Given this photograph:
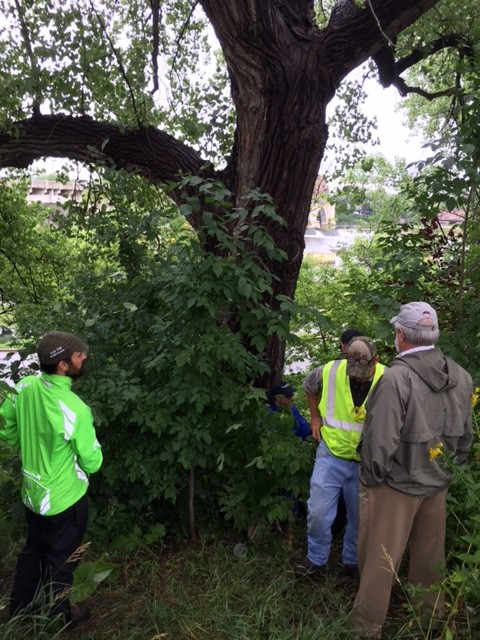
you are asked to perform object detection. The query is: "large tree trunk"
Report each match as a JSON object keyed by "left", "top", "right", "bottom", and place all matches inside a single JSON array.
[
  {"left": 0, "top": 0, "right": 440, "bottom": 384},
  {"left": 200, "top": 0, "right": 439, "bottom": 382}
]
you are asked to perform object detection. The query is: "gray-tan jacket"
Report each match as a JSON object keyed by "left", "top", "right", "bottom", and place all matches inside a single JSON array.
[{"left": 359, "top": 348, "right": 473, "bottom": 497}]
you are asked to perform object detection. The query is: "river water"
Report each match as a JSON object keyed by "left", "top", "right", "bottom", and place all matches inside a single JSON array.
[{"left": 303, "top": 228, "right": 360, "bottom": 257}]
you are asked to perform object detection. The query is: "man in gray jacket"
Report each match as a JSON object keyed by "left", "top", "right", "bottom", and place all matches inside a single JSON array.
[{"left": 349, "top": 302, "right": 473, "bottom": 639}]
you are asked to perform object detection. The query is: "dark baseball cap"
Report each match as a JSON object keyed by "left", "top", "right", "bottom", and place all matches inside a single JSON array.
[
  {"left": 37, "top": 331, "right": 88, "bottom": 365},
  {"left": 269, "top": 381, "right": 295, "bottom": 398},
  {"left": 340, "top": 329, "right": 363, "bottom": 345}
]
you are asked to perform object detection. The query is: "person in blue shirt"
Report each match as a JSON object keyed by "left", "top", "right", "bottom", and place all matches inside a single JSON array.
[
  {"left": 261, "top": 381, "right": 311, "bottom": 525},
  {"left": 266, "top": 381, "right": 311, "bottom": 440}
]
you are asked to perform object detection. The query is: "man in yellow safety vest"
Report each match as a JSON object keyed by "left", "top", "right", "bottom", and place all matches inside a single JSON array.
[{"left": 295, "top": 337, "right": 385, "bottom": 578}]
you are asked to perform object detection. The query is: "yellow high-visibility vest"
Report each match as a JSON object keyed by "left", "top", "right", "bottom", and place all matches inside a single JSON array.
[{"left": 319, "top": 359, "right": 384, "bottom": 460}]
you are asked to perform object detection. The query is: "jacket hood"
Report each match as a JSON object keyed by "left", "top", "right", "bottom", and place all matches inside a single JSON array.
[{"left": 391, "top": 348, "right": 460, "bottom": 393}]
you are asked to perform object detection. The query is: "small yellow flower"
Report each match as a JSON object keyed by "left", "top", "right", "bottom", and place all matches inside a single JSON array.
[
  {"left": 471, "top": 393, "right": 479, "bottom": 408},
  {"left": 428, "top": 442, "right": 444, "bottom": 461},
  {"left": 352, "top": 405, "right": 366, "bottom": 422}
]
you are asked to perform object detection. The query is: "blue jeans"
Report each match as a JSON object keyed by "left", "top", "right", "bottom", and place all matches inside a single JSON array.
[{"left": 307, "top": 441, "right": 360, "bottom": 566}]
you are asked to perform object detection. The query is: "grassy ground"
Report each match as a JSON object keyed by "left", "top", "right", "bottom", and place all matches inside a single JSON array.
[{"left": 0, "top": 525, "right": 477, "bottom": 640}]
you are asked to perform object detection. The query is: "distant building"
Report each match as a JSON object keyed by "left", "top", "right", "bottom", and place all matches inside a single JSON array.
[
  {"left": 307, "top": 176, "right": 336, "bottom": 230},
  {"left": 437, "top": 209, "right": 464, "bottom": 225},
  {"left": 26, "top": 180, "right": 84, "bottom": 209}
]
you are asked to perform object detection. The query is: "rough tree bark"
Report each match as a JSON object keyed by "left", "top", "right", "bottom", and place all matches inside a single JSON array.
[{"left": 0, "top": 0, "right": 441, "bottom": 383}]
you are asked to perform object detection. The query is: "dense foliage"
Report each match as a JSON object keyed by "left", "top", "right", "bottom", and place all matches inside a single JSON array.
[{"left": 0, "top": 173, "right": 315, "bottom": 541}]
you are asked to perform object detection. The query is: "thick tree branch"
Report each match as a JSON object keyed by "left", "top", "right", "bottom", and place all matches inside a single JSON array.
[
  {"left": 395, "top": 35, "right": 474, "bottom": 76},
  {"left": 322, "top": 0, "right": 441, "bottom": 85},
  {"left": 0, "top": 115, "right": 213, "bottom": 184},
  {"left": 397, "top": 81, "right": 456, "bottom": 100},
  {"left": 373, "top": 34, "right": 474, "bottom": 97}
]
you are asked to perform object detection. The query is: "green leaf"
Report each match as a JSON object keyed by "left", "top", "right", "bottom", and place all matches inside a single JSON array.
[{"left": 72, "top": 561, "right": 119, "bottom": 603}]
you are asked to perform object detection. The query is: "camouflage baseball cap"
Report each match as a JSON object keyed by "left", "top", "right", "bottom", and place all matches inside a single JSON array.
[{"left": 345, "top": 337, "right": 376, "bottom": 379}]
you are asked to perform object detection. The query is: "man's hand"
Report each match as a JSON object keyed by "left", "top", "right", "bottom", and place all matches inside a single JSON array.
[
  {"left": 310, "top": 416, "right": 322, "bottom": 442},
  {"left": 306, "top": 392, "right": 322, "bottom": 442}
]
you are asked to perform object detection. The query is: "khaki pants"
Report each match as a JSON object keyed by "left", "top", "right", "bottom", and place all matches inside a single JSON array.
[{"left": 349, "top": 484, "right": 446, "bottom": 638}]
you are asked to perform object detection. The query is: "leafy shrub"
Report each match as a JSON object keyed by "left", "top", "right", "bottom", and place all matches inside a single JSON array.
[{"left": 2, "top": 173, "right": 301, "bottom": 541}]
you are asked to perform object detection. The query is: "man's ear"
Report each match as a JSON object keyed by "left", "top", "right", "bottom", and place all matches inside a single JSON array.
[{"left": 57, "top": 360, "right": 69, "bottom": 373}]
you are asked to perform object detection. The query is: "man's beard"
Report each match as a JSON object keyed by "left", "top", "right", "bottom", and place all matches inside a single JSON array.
[{"left": 67, "top": 361, "right": 86, "bottom": 380}]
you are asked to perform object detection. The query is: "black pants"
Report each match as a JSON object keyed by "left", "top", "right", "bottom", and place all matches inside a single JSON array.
[{"left": 10, "top": 494, "right": 88, "bottom": 622}]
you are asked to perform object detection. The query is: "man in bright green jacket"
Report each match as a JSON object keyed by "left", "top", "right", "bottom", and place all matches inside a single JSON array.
[{"left": 0, "top": 331, "right": 103, "bottom": 627}]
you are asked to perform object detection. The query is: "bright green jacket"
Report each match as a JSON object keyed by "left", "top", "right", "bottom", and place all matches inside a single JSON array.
[
  {"left": 319, "top": 359, "right": 384, "bottom": 461},
  {"left": 0, "top": 373, "right": 102, "bottom": 515}
]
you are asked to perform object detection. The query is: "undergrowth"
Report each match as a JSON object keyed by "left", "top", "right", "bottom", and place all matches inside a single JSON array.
[{"left": 1, "top": 525, "right": 479, "bottom": 640}]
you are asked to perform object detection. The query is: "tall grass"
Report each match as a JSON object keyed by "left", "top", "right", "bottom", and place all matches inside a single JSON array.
[
  {"left": 1, "top": 523, "right": 479, "bottom": 640},
  {"left": 82, "top": 535, "right": 357, "bottom": 640},
  {"left": 1, "top": 530, "right": 356, "bottom": 640}
]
